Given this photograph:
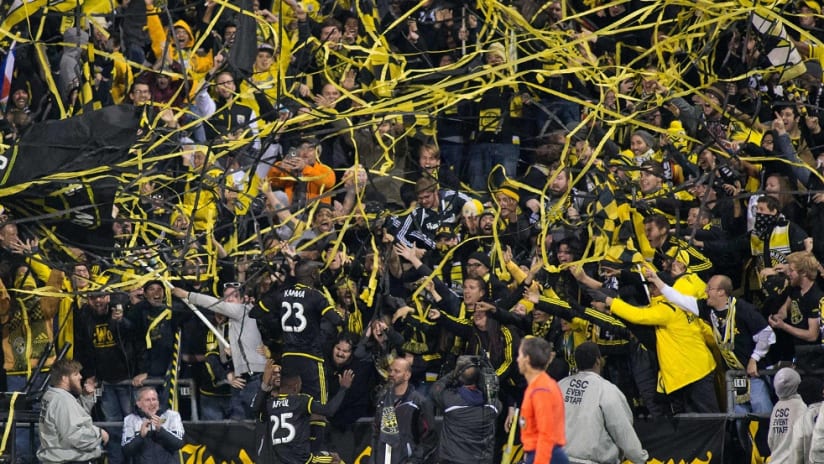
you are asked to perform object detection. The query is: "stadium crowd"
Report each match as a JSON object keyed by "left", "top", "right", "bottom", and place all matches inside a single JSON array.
[{"left": 6, "top": 0, "right": 824, "bottom": 461}]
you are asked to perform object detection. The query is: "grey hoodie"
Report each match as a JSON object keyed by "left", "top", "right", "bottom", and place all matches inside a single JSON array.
[
  {"left": 59, "top": 27, "right": 89, "bottom": 100},
  {"left": 768, "top": 394, "right": 807, "bottom": 463}
]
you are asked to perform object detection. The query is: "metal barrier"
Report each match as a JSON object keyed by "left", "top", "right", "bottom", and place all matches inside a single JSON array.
[
  {"left": 0, "top": 378, "right": 197, "bottom": 464},
  {"left": 7, "top": 367, "right": 822, "bottom": 424},
  {"left": 725, "top": 365, "right": 824, "bottom": 416},
  {"left": 118, "top": 378, "right": 199, "bottom": 422},
  {"left": 725, "top": 369, "right": 752, "bottom": 416}
]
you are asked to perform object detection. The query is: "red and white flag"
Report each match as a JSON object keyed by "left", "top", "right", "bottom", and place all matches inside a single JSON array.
[{"left": 0, "top": 42, "right": 17, "bottom": 110}]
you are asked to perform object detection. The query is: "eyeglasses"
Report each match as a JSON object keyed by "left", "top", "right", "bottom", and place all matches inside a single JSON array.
[{"left": 223, "top": 282, "right": 242, "bottom": 289}]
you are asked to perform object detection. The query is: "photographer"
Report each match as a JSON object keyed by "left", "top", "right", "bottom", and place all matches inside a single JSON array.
[{"left": 430, "top": 355, "right": 501, "bottom": 464}]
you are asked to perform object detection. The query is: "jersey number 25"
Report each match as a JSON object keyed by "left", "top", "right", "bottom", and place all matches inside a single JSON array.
[{"left": 270, "top": 412, "right": 296, "bottom": 445}]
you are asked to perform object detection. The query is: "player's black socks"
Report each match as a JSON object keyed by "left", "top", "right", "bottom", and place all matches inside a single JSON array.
[{"left": 310, "top": 421, "right": 327, "bottom": 452}]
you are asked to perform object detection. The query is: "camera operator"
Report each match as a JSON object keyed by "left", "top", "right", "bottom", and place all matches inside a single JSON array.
[{"left": 430, "top": 355, "right": 501, "bottom": 464}]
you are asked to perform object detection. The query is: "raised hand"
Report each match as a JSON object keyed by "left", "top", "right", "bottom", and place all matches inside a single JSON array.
[{"left": 339, "top": 369, "right": 355, "bottom": 388}]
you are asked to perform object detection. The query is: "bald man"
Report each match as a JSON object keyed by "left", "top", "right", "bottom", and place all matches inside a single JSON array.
[
  {"left": 373, "top": 358, "right": 436, "bottom": 464},
  {"left": 648, "top": 272, "right": 774, "bottom": 415}
]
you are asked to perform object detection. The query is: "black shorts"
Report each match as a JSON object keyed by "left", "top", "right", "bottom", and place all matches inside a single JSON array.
[{"left": 281, "top": 353, "right": 327, "bottom": 403}]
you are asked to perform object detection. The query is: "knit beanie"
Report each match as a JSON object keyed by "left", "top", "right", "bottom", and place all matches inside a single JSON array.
[{"left": 632, "top": 130, "right": 657, "bottom": 151}]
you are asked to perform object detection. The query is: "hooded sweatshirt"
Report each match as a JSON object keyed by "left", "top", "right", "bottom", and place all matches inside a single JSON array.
[
  {"left": 769, "top": 368, "right": 807, "bottom": 463},
  {"left": 146, "top": 17, "right": 213, "bottom": 81},
  {"left": 59, "top": 27, "right": 90, "bottom": 100}
]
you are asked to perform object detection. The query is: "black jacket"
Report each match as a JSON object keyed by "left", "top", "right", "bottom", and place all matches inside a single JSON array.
[
  {"left": 430, "top": 374, "right": 501, "bottom": 464},
  {"left": 371, "top": 384, "right": 436, "bottom": 464},
  {"left": 122, "top": 409, "right": 185, "bottom": 464},
  {"left": 128, "top": 300, "right": 190, "bottom": 377},
  {"left": 327, "top": 353, "right": 379, "bottom": 428},
  {"left": 75, "top": 305, "right": 140, "bottom": 383}
]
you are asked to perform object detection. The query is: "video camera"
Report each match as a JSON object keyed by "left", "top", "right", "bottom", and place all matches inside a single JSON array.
[{"left": 454, "top": 354, "right": 499, "bottom": 404}]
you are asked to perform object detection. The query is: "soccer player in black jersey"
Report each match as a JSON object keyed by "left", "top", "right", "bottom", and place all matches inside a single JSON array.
[
  {"left": 255, "top": 368, "right": 354, "bottom": 464},
  {"left": 253, "top": 260, "right": 344, "bottom": 449}
]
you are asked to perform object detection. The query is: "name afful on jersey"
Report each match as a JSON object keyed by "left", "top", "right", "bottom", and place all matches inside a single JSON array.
[{"left": 272, "top": 398, "right": 290, "bottom": 408}]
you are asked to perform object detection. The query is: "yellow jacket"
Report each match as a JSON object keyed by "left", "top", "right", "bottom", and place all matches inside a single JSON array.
[
  {"left": 610, "top": 295, "right": 716, "bottom": 394},
  {"left": 239, "top": 65, "right": 280, "bottom": 117},
  {"left": 56, "top": 286, "right": 85, "bottom": 361},
  {"left": 673, "top": 272, "right": 707, "bottom": 299},
  {"left": 110, "top": 50, "right": 133, "bottom": 104},
  {"left": 146, "top": 16, "right": 213, "bottom": 83}
]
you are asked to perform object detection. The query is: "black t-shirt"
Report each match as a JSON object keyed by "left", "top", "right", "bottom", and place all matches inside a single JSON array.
[
  {"left": 787, "top": 285, "right": 823, "bottom": 345},
  {"left": 697, "top": 298, "right": 768, "bottom": 367}
]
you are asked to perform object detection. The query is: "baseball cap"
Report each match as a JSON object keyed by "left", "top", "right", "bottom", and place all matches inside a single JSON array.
[
  {"left": 143, "top": 280, "right": 165, "bottom": 291},
  {"left": 435, "top": 225, "right": 456, "bottom": 239}
]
